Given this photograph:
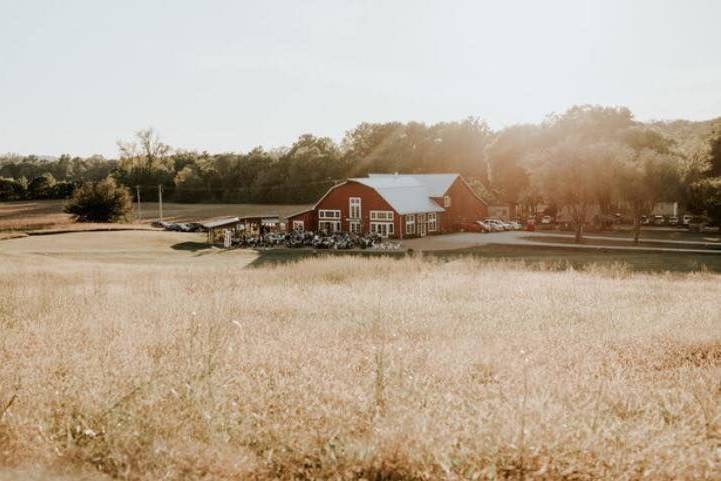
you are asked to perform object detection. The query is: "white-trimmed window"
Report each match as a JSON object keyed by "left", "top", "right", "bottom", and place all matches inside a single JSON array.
[
  {"left": 370, "top": 210, "right": 393, "bottom": 221},
  {"left": 318, "top": 209, "right": 341, "bottom": 219},
  {"left": 349, "top": 221, "right": 361, "bottom": 234},
  {"left": 428, "top": 213, "right": 437, "bottom": 231},
  {"left": 349, "top": 197, "right": 361, "bottom": 219},
  {"left": 292, "top": 220, "right": 304, "bottom": 231},
  {"left": 371, "top": 222, "right": 394, "bottom": 237},
  {"left": 444, "top": 196, "right": 452, "bottom": 208},
  {"left": 405, "top": 215, "right": 415, "bottom": 235},
  {"left": 319, "top": 220, "right": 341, "bottom": 233}
]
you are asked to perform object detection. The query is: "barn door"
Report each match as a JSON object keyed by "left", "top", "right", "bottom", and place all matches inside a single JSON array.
[{"left": 417, "top": 214, "right": 427, "bottom": 237}]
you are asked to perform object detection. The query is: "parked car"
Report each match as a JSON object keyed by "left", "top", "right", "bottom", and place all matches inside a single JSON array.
[
  {"left": 640, "top": 215, "right": 651, "bottom": 225},
  {"left": 476, "top": 220, "right": 493, "bottom": 232},
  {"left": 668, "top": 216, "right": 679, "bottom": 226},
  {"left": 506, "top": 220, "right": 522, "bottom": 230},
  {"left": 541, "top": 215, "right": 553, "bottom": 225},
  {"left": 653, "top": 215, "right": 665, "bottom": 226},
  {"left": 457, "top": 221, "right": 487, "bottom": 232},
  {"left": 483, "top": 218, "right": 507, "bottom": 231},
  {"left": 682, "top": 214, "right": 694, "bottom": 225}
]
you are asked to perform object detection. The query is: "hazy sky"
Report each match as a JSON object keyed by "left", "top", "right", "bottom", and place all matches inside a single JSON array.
[{"left": 2, "top": 0, "right": 720, "bottom": 157}]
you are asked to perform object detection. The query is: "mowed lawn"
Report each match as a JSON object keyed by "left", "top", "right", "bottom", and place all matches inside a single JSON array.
[
  {"left": 1, "top": 232, "right": 721, "bottom": 480},
  {"left": 434, "top": 242, "right": 721, "bottom": 273},
  {"left": 0, "top": 199, "right": 311, "bottom": 232},
  {"left": 0, "top": 231, "right": 263, "bottom": 268}
]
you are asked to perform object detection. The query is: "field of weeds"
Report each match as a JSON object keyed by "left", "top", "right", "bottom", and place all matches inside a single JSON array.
[{"left": 1, "top": 255, "right": 720, "bottom": 480}]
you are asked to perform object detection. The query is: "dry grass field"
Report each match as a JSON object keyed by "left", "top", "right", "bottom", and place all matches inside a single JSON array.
[
  {"left": 0, "top": 200, "right": 310, "bottom": 232},
  {"left": 1, "top": 237, "right": 721, "bottom": 480}
]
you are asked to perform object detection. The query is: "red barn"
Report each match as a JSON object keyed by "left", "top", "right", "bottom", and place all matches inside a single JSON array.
[{"left": 286, "top": 173, "right": 487, "bottom": 239}]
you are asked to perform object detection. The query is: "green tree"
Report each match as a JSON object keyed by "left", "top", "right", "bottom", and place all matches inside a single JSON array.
[
  {"left": 51, "top": 181, "right": 76, "bottom": 199},
  {"left": 708, "top": 122, "right": 721, "bottom": 176},
  {"left": 485, "top": 124, "right": 539, "bottom": 207},
  {"left": 27, "top": 173, "right": 57, "bottom": 199},
  {"left": 544, "top": 105, "right": 635, "bottom": 143},
  {"left": 173, "top": 165, "right": 207, "bottom": 202},
  {"left": 0, "top": 177, "right": 26, "bottom": 201},
  {"left": 341, "top": 119, "right": 491, "bottom": 182},
  {"left": 533, "top": 138, "right": 610, "bottom": 243},
  {"left": 115, "top": 128, "right": 174, "bottom": 199},
  {"left": 64, "top": 177, "right": 132, "bottom": 223},
  {"left": 256, "top": 134, "right": 344, "bottom": 203},
  {"left": 617, "top": 149, "right": 682, "bottom": 243},
  {"left": 690, "top": 177, "right": 721, "bottom": 226}
]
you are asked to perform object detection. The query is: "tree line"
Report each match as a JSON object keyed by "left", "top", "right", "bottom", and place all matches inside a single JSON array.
[{"left": 2, "top": 105, "right": 721, "bottom": 238}]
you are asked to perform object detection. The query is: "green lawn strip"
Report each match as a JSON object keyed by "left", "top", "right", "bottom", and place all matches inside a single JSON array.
[
  {"left": 525, "top": 235, "right": 721, "bottom": 251},
  {"left": 427, "top": 243, "right": 721, "bottom": 273}
]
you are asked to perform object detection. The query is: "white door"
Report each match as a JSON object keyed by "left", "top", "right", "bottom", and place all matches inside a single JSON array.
[
  {"left": 319, "top": 221, "right": 340, "bottom": 233},
  {"left": 371, "top": 222, "right": 392, "bottom": 237},
  {"left": 417, "top": 214, "right": 427, "bottom": 237}
]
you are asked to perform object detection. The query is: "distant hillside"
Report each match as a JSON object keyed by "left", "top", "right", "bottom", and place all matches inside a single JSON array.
[
  {"left": 646, "top": 117, "right": 721, "bottom": 153},
  {"left": 0, "top": 154, "right": 58, "bottom": 162}
]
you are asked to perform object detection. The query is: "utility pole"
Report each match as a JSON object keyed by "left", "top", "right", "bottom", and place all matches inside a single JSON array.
[
  {"left": 136, "top": 185, "right": 142, "bottom": 221},
  {"left": 158, "top": 184, "right": 163, "bottom": 222}
]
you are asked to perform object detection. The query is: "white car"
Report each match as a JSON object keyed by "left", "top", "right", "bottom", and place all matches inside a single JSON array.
[
  {"left": 506, "top": 220, "right": 522, "bottom": 230},
  {"left": 476, "top": 220, "right": 493, "bottom": 232},
  {"left": 483, "top": 218, "right": 507, "bottom": 231},
  {"left": 541, "top": 215, "right": 553, "bottom": 224},
  {"left": 682, "top": 214, "right": 694, "bottom": 225}
]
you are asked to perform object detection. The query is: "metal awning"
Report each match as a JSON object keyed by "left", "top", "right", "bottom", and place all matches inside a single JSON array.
[{"left": 200, "top": 217, "right": 241, "bottom": 229}]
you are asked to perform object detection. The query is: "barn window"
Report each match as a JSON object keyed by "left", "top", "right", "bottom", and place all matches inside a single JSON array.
[
  {"left": 292, "top": 220, "right": 304, "bottom": 231},
  {"left": 370, "top": 210, "right": 393, "bottom": 221},
  {"left": 444, "top": 196, "right": 451, "bottom": 208},
  {"left": 349, "top": 197, "right": 361, "bottom": 219},
  {"left": 349, "top": 221, "right": 361, "bottom": 234},
  {"left": 428, "top": 213, "right": 437, "bottom": 231},
  {"left": 405, "top": 215, "right": 415, "bottom": 235},
  {"left": 318, "top": 209, "right": 340, "bottom": 219}
]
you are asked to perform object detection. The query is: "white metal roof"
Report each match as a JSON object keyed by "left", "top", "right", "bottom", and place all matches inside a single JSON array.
[
  {"left": 350, "top": 176, "right": 445, "bottom": 215},
  {"left": 200, "top": 217, "right": 240, "bottom": 229},
  {"left": 368, "top": 173, "right": 459, "bottom": 197}
]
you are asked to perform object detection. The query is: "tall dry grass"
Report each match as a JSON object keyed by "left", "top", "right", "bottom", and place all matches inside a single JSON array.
[{"left": 1, "top": 256, "right": 720, "bottom": 480}]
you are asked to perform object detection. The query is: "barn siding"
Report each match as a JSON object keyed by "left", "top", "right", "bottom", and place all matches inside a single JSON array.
[
  {"left": 433, "top": 177, "right": 487, "bottom": 232},
  {"left": 286, "top": 210, "right": 316, "bottom": 231},
  {"left": 315, "top": 181, "right": 402, "bottom": 237}
]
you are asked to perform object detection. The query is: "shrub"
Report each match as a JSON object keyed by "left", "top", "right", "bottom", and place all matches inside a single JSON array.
[
  {"left": 51, "top": 180, "right": 76, "bottom": 199},
  {"left": 0, "top": 177, "right": 26, "bottom": 201},
  {"left": 64, "top": 177, "right": 132, "bottom": 223}
]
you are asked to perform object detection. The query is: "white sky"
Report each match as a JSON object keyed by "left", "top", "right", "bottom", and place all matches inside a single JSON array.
[{"left": 1, "top": 0, "right": 720, "bottom": 157}]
